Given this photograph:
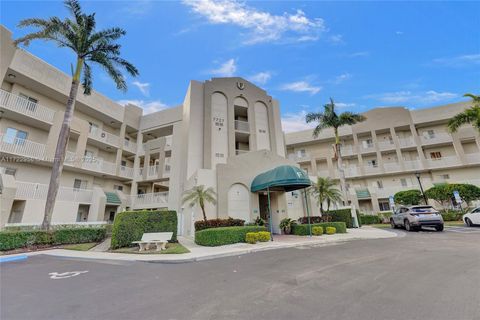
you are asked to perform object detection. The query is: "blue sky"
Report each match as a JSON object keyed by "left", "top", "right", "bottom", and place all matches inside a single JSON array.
[{"left": 1, "top": 0, "right": 479, "bottom": 131}]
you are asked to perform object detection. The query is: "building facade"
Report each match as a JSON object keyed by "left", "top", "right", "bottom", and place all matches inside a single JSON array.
[{"left": 285, "top": 103, "right": 480, "bottom": 213}]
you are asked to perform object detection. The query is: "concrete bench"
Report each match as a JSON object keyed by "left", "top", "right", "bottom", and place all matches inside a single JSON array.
[{"left": 132, "top": 232, "right": 173, "bottom": 251}]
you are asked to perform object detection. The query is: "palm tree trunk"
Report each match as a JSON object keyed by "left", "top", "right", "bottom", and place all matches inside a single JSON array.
[
  {"left": 335, "top": 128, "right": 348, "bottom": 206},
  {"left": 200, "top": 203, "right": 207, "bottom": 222},
  {"left": 42, "top": 58, "right": 83, "bottom": 230}
]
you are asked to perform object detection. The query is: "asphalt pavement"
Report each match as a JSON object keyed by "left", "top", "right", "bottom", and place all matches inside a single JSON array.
[{"left": 1, "top": 227, "right": 479, "bottom": 320}]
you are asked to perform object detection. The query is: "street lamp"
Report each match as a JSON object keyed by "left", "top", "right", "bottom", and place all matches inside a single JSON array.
[{"left": 415, "top": 172, "right": 428, "bottom": 204}]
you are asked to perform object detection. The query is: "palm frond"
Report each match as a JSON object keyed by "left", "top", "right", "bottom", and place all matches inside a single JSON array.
[
  {"left": 338, "top": 112, "right": 366, "bottom": 126},
  {"left": 448, "top": 106, "right": 480, "bottom": 132}
]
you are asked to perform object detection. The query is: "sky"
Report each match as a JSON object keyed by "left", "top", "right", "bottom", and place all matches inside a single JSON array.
[{"left": 1, "top": 0, "right": 479, "bottom": 132}]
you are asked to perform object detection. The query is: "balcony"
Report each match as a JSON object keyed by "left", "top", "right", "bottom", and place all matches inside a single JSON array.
[
  {"left": 0, "top": 134, "right": 46, "bottom": 160},
  {"left": 119, "top": 165, "right": 134, "bottom": 179},
  {"left": 123, "top": 139, "right": 137, "bottom": 153},
  {"left": 163, "top": 164, "right": 171, "bottom": 177},
  {"left": 131, "top": 192, "right": 168, "bottom": 209},
  {"left": 426, "top": 156, "right": 459, "bottom": 169},
  {"left": 289, "top": 152, "right": 310, "bottom": 163},
  {"left": 15, "top": 181, "right": 93, "bottom": 203},
  {"left": 397, "top": 136, "right": 416, "bottom": 148},
  {"left": 403, "top": 159, "right": 422, "bottom": 171},
  {"left": 317, "top": 169, "right": 330, "bottom": 177},
  {"left": 234, "top": 120, "right": 250, "bottom": 132},
  {"left": 465, "top": 153, "right": 480, "bottom": 165},
  {"left": 339, "top": 145, "right": 354, "bottom": 157},
  {"left": 374, "top": 186, "right": 415, "bottom": 199},
  {"left": 361, "top": 143, "right": 376, "bottom": 154},
  {"left": 364, "top": 165, "right": 382, "bottom": 175},
  {"left": 378, "top": 140, "right": 396, "bottom": 151},
  {"left": 420, "top": 132, "right": 452, "bottom": 145},
  {"left": 344, "top": 166, "right": 359, "bottom": 177},
  {"left": 88, "top": 127, "right": 120, "bottom": 147},
  {"left": 0, "top": 89, "right": 55, "bottom": 124},
  {"left": 383, "top": 162, "right": 402, "bottom": 172},
  {"left": 81, "top": 157, "right": 117, "bottom": 175}
]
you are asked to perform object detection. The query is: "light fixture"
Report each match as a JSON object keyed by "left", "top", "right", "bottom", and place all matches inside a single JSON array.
[{"left": 7, "top": 73, "right": 16, "bottom": 79}]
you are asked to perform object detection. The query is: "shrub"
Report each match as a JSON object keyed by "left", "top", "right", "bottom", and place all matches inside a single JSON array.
[
  {"left": 326, "top": 227, "right": 336, "bottom": 235},
  {"left": 378, "top": 211, "right": 393, "bottom": 223},
  {"left": 297, "top": 216, "right": 331, "bottom": 224},
  {"left": 194, "top": 217, "right": 245, "bottom": 231},
  {"left": 441, "top": 210, "right": 463, "bottom": 221},
  {"left": 325, "top": 209, "right": 357, "bottom": 228},
  {"left": 257, "top": 231, "right": 271, "bottom": 242},
  {"left": 245, "top": 232, "right": 259, "bottom": 244},
  {"left": 425, "top": 183, "right": 480, "bottom": 208},
  {"left": 292, "top": 222, "right": 346, "bottom": 235},
  {"left": 0, "top": 228, "right": 106, "bottom": 251},
  {"left": 359, "top": 214, "right": 381, "bottom": 225},
  {"left": 254, "top": 216, "right": 266, "bottom": 226},
  {"left": 111, "top": 210, "right": 177, "bottom": 249},
  {"left": 394, "top": 189, "right": 422, "bottom": 205},
  {"left": 195, "top": 226, "right": 267, "bottom": 246},
  {"left": 312, "top": 226, "right": 323, "bottom": 236}
]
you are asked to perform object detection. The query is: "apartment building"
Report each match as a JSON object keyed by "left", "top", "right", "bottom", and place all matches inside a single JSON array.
[{"left": 285, "top": 103, "right": 480, "bottom": 213}]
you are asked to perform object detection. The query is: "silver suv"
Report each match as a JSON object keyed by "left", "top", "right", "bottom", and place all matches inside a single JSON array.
[{"left": 391, "top": 205, "right": 444, "bottom": 231}]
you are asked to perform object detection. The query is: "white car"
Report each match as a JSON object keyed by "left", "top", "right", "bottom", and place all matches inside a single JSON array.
[{"left": 463, "top": 207, "right": 480, "bottom": 227}]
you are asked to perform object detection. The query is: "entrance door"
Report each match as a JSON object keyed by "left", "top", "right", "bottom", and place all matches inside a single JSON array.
[{"left": 259, "top": 194, "right": 269, "bottom": 221}]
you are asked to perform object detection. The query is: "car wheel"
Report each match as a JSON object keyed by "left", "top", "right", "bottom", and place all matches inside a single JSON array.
[
  {"left": 465, "top": 218, "right": 473, "bottom": 227},
  {"left": 404, "top": 220, "right": 411, "bottom": 231},
  {"left": 390, "top": 219, "right": 398, "bottom": 229},
  {"left": 435, "top": 224, "right": 444, "bottom": 232}
]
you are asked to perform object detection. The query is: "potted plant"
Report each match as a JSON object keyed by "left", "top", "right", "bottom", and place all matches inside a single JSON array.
[{"left": 279, "top": 218, "right": 296, "bottom": 234}]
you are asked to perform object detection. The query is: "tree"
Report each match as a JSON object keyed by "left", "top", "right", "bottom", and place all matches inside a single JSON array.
[
  {"left": 306, "top": 98, "right": 366, "bottom": 203},
  {"left": 182, "top": 185, "right": 217, "bottom": 222},
  {"left": 394, "top": 189, "right": 422, "bottom": 206},
  {"left": 14, "top": 0, "right": 139, "bottom": 230},
  {"left": 310, "top": 177, "right": 342, "bottom": 215},
  {"left": 425, "top": 183, "right": 480, "bottom": 209},
  {"left": 447, "top": 93, "right": 480, "bottom": 133}
]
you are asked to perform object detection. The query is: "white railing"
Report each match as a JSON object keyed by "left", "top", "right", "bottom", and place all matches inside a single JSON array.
[
  {"left": 15, "top": 181, "right": 93, "bottom": 203},
  {"left": 426, "top": 156, "right": 460, "bottom": 168},
  {"left": 0, "top": 134, "right": 46, "bottom": 160},
  {"left": 374, "top": 186, "right": 416, "bottom": 199},
  {"left": 364, "top": 165, "right": 381, "bottom": 175},
  {"left": 123, "top": 139, "right": 137, "bottom": 153},
  {"left": 378, "top": 140, "right": 395, "bottom": 150},
  {"left": 147, "top": 164, "right": 160, "bottom": 179},
  {"left": 65, "top": 151, "right": 77, "bottom": 165},
  {"left": 344, "top": 166, "right": 359, "bottom": 177},
  {"left": 361, "top": 143, "right": 375, "bottom": 153},
  {"left": 317, "top": 169, "right": 330, "bottom": 177},
  {"left": 403, "top": 159, "right": 422, "bottom": 171},
  {"left": 165, "top": 136, "right": 172, "bottom": 150},
  {"left": 0, "top": 89, "right": 55, "bottom": 123},
  {"left": 234, "top": 120, "right": 250, "bottom": 132},
  {"left": 81, "top": 157, "right": 116, "bottom": 175},
  {"left": 397, "top": 136, "right": 415, "bottom": 148},
  {"left": 383, "top": 162, "right": 402, "bottom": 172},
  {"left": 420, "top": 132, "right": 452, "bottom": 144},
  {"left": 163, "top": 164, "right": 171, "bottom": 177},
  {"left": 289, "top": 152, "right": 310, "bottom": 162},
  {"left": 340, "top": 145, "right": 354, "bottom": 156},
  {"left": 89, "top": 127, "right": 120, "bottom": 147},
  {"left": 135, "top": 167, "right": 144, "bottom": 179},
  {"left": 465, "top": 153, "right": 480, "bottom": 164},
  {"left": 132, "top": 192, "right": 169, "bottom": 208},
  {"left": 119, "top": 165, "right": 134, "bottom": 178}
]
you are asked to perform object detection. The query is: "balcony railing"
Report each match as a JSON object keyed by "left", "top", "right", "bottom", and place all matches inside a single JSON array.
[
  {"left": 131, "top": 192, "right": 169, "bottom": 208},
  {"left": 403, "top": 159, "right": 422, "bottom": 171},
  {"left": 234, "top": 120, "right": 250, "bottom": 132},
  {"left": 123, "top": 139, "right": 137, "bottom": 153},
  {"left": 89, "top": 127, "right": 120, "bottom": 147},
  {"left": 383, "top": 162, "right": 402, "bottom": 172},
  {"left": 361, "top": 143, "right": 376, "bottom": 153},
  {"left": 15, "top": 181, "right": 93, "bottom": 203},
  {"left": 0, "top": 89, "right": 55, "bottom": 123},
  {"left": 426, "top": 156, "right": 459, "bottom": 168},
  {"left": 374, "top": 186, "right": 416, "bottom": 199},
  {"left": 317, "top": 169, "right": 330, "bottom": 177},
  {"left": 364, "top": 165, "right": 382, "bottom": 175},
  {"left": 397, "top": 136, "right": 416, "bottom": 148},
  {"left": 119, "top": 165, "right": 134, "bottom": 178},
  {"left": 339, "top": 145, "right": 354, "bottom": 156},
  {"left": 378, "top": 140, "right": 395, "bottom": 151},
  {"left": 81, "top": 157, "right": 116, "bottom": 175},
  {"left": 0, "top": 134, "right": 46, "bottom": 160},
  {"left": 465, "top": 153, "right": 480, "bottom": 164},
  {"left": 420, "top": 132, "right": 452, "bottom": 145},
  {"left": 344, "top": 166, "right": 359, "bottom": 177},
  {"left": 289, "top": 152, "right": 310, "bottom": 162}
]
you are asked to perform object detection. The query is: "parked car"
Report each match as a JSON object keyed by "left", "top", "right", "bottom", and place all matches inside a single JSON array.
[
  {"left": 463, "top": 207, "right": 480, "bottom": 227},
  {"left": 391, "top": 205, "right": 444, "bottom": 231}
]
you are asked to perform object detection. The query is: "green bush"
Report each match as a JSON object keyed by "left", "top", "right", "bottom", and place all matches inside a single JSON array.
[
  {"left": 425, "top": 183, "right": 480, "bottom": 207},
  {"left": 312, "top": 226, "right": 323, "bottom": 236},
  {"left": 326, "top": 227, "right": 336, "bottom": 235},
  {"left": 441, "top": 210, "right": 463, "bottom": 221},
  {"left": 325, "top": 209, "right": 357, "bottom": 228},
  {"left": 292, "top": 222, "right": 346, "bottom": 235},
  {"left": 194, "top": 217, "right": 245, "bottom": 231},
  {"left": 257, "top": 231, "right": 271, "bottom": 242},
  {"left": 359, "top": 214, "right": 381, "bottom": 225},
  {"left": 394, "top": 189, "right": 422, "bottom": 205},
  {"left": 378, "top": 211, "right": 393, "bottom": 223},
  {"left": 0, "top": 228, "right": 106, "bottom": 251},
  {"left": 245, "top": 232, "right": 259, "bottom": 244},
  {"left": 111, "top": 210, "right": 177, "bottom": 249},
  {"left": 195, "top": 226, "right": 267, "bottom": 246}
]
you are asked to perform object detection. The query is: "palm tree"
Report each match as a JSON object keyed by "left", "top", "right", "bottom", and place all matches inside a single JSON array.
[
  {"left": 310, "top": 177, "right": 342, "bottom": 215},
  {"left": 447, "top": 93, "right": 480, "bottom": 133},
  {"left": 14, "top": 0, "right": 139, "bottom": 230},
  {"left": 306, "top": 98, "right": 366, "bottom": 203},
  {"left": 182, "top": 185, "right": 217, "bottom": 222}
]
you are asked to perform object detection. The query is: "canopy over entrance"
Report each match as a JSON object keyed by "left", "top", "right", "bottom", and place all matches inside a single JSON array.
[{"left": 250, "top": 165, "right": 311, "bottom": 192}]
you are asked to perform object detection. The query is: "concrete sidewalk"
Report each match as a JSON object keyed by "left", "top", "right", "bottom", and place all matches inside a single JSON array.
[{"left": 5, "top": 227, "right": 397, "bottom": 263}]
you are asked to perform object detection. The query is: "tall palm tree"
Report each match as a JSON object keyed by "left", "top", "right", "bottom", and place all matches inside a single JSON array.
[
  {"left": 447, "top": 93, "right": 480, "bottom": 133},
  {"left": 182, "top": 185, "right": 217, "bottom": 222},
  {"left": 306, "top": 98, "right": 366, "bottom": 203},
  {"left": 14, "top": 0, "right": 139, "bottom": 230},
  {"left": 310, "top": 177, "right": 342, "bottom": 215}
]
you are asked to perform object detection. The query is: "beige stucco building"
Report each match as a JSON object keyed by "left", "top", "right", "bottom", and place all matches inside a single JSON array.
[{"left": 1, "top": 24, "right": 479, "bottom": 234}]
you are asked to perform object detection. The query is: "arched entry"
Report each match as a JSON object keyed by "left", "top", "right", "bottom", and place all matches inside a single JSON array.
[{"left": 228, "top": 183, "right": 250, "bottom": 222}]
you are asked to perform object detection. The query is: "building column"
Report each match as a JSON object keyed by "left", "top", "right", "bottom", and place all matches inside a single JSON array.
[
  {"left": 410, "top": 124, "right": 427, "bottom": 169},
  {"left": 390, "top": 127, "right": 405, "bottom": 171},
  {"left": 371, "top": 130, "right": 385, "bottom": 173},
  {"left": 131, "top": 132, "right": 143, "bottom": 196},
  {"left": 451, "top": 132, "right": 467, "bottom": 164}
]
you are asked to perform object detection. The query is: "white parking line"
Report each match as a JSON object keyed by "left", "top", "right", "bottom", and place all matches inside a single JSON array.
[{"left": 445, "top": 227, "right": 480, "bottom": 234}]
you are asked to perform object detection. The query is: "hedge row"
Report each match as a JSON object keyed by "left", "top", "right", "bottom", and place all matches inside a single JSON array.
[
  {"left": 111, "top": 210, "right": 177, "bottom": 249},
  {"left": 195, "top": 226, "right": 267, "bottom": 246},
  {"left": 324, "top": 209, "right": 358, "bottom": 228},
  {"left": 194, "top": 218, "right": 245, "bottom": 231},
  {"left": 441, "top": 211, "right": 463, "bottom": 221},
  {"left": 0, "top": 228, "right": 106, "bottom": 251},
  {"left": 291, "top": 222, "right": 347, "bottom": 235},
  {"left": 359, "top": 214, "right": 381, "bottom": 225},
  {"left": 297, "top": 216, "right": 331, "bottom": 224}
]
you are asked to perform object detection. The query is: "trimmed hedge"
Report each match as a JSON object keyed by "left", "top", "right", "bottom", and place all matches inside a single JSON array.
[
  {"left": 359, "top": 214, "right": 381, "bottom": 225},
  {"left": 0, "top": 228, "right": 106, "bottom": 251},
  {"left": 195, "top": 226, "right": 267, "bottom": 246},
  {"left": 194, "top": 217, "right": 245, "bottom": 231},
  {"left": 312, "top": 226, "right": 323, "bottom": 236},
  {"left": 441, "top": 210, "right": 463, "bottom": 221},
  {"left": 246, "top": 232, "right": 259, "bottom": 244},
  {"left": 111, "top": 210, "right": 177, "bottom": 249},
  {"left": 325, "top": 209, "right": 357, "bottom": 228},
  {"left": 257, "top": 231, "right": 271, "bottom": 242},
  {"left": 292, "top": 222, "right": 347, "bottom": 235},
  {"left": 297, "top": 216, "right": 331, "bottom": 224},
  {"left": 326, "top": 227, "right": 336, "bottom": 235}
]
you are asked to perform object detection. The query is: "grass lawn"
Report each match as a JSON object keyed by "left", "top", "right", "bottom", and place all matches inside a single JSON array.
[
  {"left": 368, "top": 223, "right": 391, "bottom": 229},
  {"left": 445, "top": 221, "right": 466, "bottom": 226},
  {"left": 112, "top": 242, "right": 190, "bottom": 254},
  {"left": 62, "top": 242, "right": 98, "bottom": 251}
]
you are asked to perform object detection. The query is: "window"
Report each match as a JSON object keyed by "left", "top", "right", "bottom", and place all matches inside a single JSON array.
[
  {"left": 88, "top": 122, "right": 99, "bottom": 133},
  {"left": 113, "top": 185, "right": 124, "bottom": 191},
  {"left": 84, "top": 150, "right": 95, "bottom": 160},
  {"left": 297, "top": 149, "right": 306, "bottom": 157},
  {"left": 379, "top": 201, "right": 390, "bottom": 211},
  {"left": 19, "top": 93, "right": 38, "bottom": 112},
  {"left": 121, "top": 160, "right": 127, "bottom": 167},
  {"left": 400, "top": 178, "right": 408, "bottom": 187},
  {"left": 430, "top": 151, "right": 442, "bottom": 160},
  {"left": 1, "top": 167, "right": 17, "bottom": 176},
  {"left": 426, "top": 130, "right": 435, "bottom": 139},
  {"left": 440, "top": 174, "right": 450, "bottom": 180},
  {"left": 363, "top": 139, "right": 373, "bottom": 148},
  {"left": 367, "top": 159, "right": 378, "bottom": 167},
  {"left": 3, "top": 128, "right": 28, "bottom": 145},
  {"left": 124, "top": 137, "right": 130, "bottom": 146},
  {"left": 376, "top": 181, "right": 383, "bottom": 189},
  {"left": 73, "top": 179, "right": 88, "bottom": 190}
]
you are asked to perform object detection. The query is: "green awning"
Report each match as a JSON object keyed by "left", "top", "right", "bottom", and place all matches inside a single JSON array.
[
  {"left": 250, "top": 165, "right": 311, "bottom": 192},
  {"left": 105, "top": 192, "right": 121, "bottom": 204}
]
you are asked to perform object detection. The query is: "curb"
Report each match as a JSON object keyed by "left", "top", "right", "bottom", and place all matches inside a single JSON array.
[{"left": 0, "top": 254, "right": 28, "bottom": 263}]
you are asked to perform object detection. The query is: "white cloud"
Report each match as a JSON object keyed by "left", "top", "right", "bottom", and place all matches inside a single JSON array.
[
  {"left": 347, "top": 51, "right": 370, "bottom": 58},
  {"left": 329, "top": 34, "right": 344, "bottom": 44},
  {"left": 331, "top": 72, "right": 352, "bottom": 84},
  {"left": 395, "top": 31, "right": 404, "bottom": 35},
  {"left": 432, "top": 54, "right": 480, "bottom": 67},
  {"left": 280, "top": 81, "right": 321, "bottom": 95},
  {"left": 365, "top": 90, "right": 458, "bottom": 105},
  {"left": 132, "top": 81, "right": 150, "bottom": 96},
  {"left": 248, "top": 71, "right": 272, "bottom": 85},
  {"left": 281, "top": 110, "right": 317, "bottom": 133},
  {"left": 335, "top": 102, "right": 356, "bottom": 109},
  {"left": 211, "top": 58, "right": 237, "bottom": 76},
  {"left": 117, "top": 99, "right": 168, "bottom": 114},
  {"left": 183, "top": 0, "right": 326, "bottom": 44}
]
